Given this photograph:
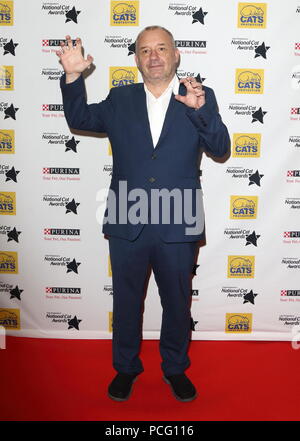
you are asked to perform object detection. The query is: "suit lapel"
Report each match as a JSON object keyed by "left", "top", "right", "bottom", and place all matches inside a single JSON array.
[
  {"left": 154, "top": 82, "right": 186, "bottom": 151},
  {"left": 133, "top": 81, "right": 187, "bottom": 152},
  {"left": 133, "top": 83, "right": 154, "bottom": 150}
]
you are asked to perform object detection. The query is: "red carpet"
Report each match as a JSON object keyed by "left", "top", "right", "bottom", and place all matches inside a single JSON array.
[{"left": 0, "top": 337, "right": 299, "bottom": 421}]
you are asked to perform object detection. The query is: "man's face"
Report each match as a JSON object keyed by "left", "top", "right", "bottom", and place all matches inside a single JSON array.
[{"left": 135, "top": 29, "right": 179, "bottom": 84}]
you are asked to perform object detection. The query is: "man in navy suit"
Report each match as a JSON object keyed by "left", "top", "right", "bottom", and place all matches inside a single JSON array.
[{"left": 58, "top": 26, "right": 230, "bottom": 402}]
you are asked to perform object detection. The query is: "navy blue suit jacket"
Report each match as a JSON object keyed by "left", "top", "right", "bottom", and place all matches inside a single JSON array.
[{"left": 60, "top": 74, "right": 230, "bottom": 242}]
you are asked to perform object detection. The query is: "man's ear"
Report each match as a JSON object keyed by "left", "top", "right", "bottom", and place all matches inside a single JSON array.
[{"left": 175, "top": 48, "right": 180, "bottom": 69}]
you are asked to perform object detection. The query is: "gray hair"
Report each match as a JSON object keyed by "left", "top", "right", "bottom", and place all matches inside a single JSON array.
[{"left": 135, "top": 26, "right": 176, "bottom": 51}]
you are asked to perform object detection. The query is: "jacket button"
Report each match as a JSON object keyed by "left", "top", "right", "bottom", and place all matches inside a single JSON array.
[
  {"left": 151, "top": 154, "right": 157, "bottom": 159},
  {"left": 149, "top": 177, "right": 156, "bottom": 183}
]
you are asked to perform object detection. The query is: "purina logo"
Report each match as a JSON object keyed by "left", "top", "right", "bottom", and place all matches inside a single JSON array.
[
  {"left": 42, "top": 104, "right": 64, "bottom": 112},
  {"left": 237, "top": 3, "right": 267, "bottom": 28},
  {"left": 281, "top": 290, "right": 300, "bottom": 298},
  {"left": 232, "top": 133, "right": 261, "bottom": 157},
  {"left": 0, "top": 129, "right": 14, "bottom": 153},
  {"left": 231, "top": 38, "right": 269, "bottom": 59},
  {"left": 0, "top": 1, "right": 13, "bottom": 26},
  {"left": 0, "top": 191, "right": 15, "bottom": 215},
  {"left": 42, "top": 167, "right": 80, "bottom": 182},
  {"left": 227, "top": 255, "right": 255, "bottom": 279},
  {"left": 295, "top": 43, "right": 300, "bottom": 56},
  {"left": 44, "top": 228, "right": 81, "bottom": 242},
  {"left": 291, "top": 108, "right": 300, "bottom": 121},
  {"left": 42, "top": 38, "right": 76, "bottom": 53},
  {"left": 45, "top": 287, "right": 82, "bottom": 300},
  {"left": 176, "top": 40, "right": 207, "bottom": 55},
  {"left": 283, "top": 231, "right": 300, "bottom": 244},
  {"left": 235, "top": 69, "right": 264, "bottom": 94},
  {"left": 230, "top": 196, "right": 258, "bottom": 219},
  {"left": 110, "top": 1, "right": 139, "bottom": 26},
  {"left": 0, "top": 65, "right": 13, "bottom": 90},
  {"left": 286, "top": 170, "right": 300, "bottom": 183},
  {"left": 109, "top": 66, "right": 138, "bottom": 88}
]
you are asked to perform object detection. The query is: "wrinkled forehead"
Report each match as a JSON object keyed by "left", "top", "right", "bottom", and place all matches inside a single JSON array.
[{"left": 136, "top": 29, "right": 174, "bottom": 51}]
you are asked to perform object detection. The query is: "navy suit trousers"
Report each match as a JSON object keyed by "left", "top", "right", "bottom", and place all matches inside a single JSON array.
[{"left": 108, "top": 223, "right": 199, "bottom": 377}]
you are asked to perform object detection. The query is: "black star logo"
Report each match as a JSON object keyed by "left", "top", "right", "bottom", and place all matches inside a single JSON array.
[
  {"left": 3, "top": 38, "right": 18, "bottom": 56},
  {"left": 249, "top": 170, "right": 263, "bottom": 186},
  {"left": 254, "top": 42, "right": 270, "bottom": 59},
  {"left": 4, "top": 103, "right": 19, "bottom": 120},
  {"left": 65, "top": 6, "right": 81, "bottom": 23},
  {"left": 128, "top": 42, "right": 136, "bottom": 55},
  {"left": 191, "top": 318, "right": 199, "bottom": 331},
  {"left": 5, "top": 166, "right": 20, "bottom": 183},
  {"left": 66, "top": 258, "right": 81, "bottom": 274},
  {"left": 192, "top": 263, "right": 200, "bottom": 275},
  {"left": 243, "top": 289, "right": 258, "bottom": 305},
  {"left": 245, "top": 231, "right": 260, "bottom": 247},
  {"left": 7, "top": 227, "right": 21, "bottom": 243},
  {"left": 65, "top": 198, "right": 80, "bottom": 214},
  {"left": 10, "top": 285, "right": 23, "bottom": 300},
  {"left": 68, "top": 315, "right": 82, "bottom": 330},
  {"left": 195, "top": 73, "right": 206, "bottom": 83},
  {"left": 251, "top": 107, "right": 267, "bottom": 124},
  {"left": 65, "top": 136, "right": 80, "bottom": 153},
  {"left": 192, "top": 7, "right": 208, "bottom": 25}
]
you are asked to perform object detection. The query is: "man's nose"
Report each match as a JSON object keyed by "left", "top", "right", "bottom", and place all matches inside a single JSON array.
[{"left": 149, "top": 49, "right": 160, "bottom": 60}]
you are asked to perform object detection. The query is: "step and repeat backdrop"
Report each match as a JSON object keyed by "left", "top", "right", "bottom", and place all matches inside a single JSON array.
[{"left": 0, "top": 0, "right": 300, "bottom": 340}]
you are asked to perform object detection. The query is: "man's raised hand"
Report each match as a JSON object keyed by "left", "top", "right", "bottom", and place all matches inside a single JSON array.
[{"left": 56, "top": 35, "right": 94, "bottom": 83}]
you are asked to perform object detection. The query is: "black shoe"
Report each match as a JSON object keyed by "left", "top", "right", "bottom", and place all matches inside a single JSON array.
[
  {"left": 163, "top": 374, "right": 197, "bottom": 402},
  {"left": 108, "top": 373, "right": 138, "bottom": 401}
]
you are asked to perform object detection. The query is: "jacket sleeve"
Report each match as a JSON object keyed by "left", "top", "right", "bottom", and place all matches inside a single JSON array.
[
  {"left": 60, "top": 73, "right": 114, "bottom": 133},
  {"left": 186, "top": 87, "right": 230, "bottom": 157}
]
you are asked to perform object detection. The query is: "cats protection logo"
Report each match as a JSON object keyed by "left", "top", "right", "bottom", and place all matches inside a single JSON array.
[
  {"left": 0, "top": 129, "right": 14, "bottom": 153},
  {"left": 235, "top": 69, "right": 264, "bottom": 94},
  {"left": 0, "top": 309, "right": 20, "bottom": 330},
  {"left": 109, "top": 66, "right": 138, "bottom": 88},
  {"left": 110, "top": 1, "right": 139, "bottom": 26},
  {"left": 0, "top": 192, "right": 16, "bottom": 215},
  {"left": 230, "top": 195, "right": 258, "bottom": 219},
  {"left": 109, "top": 311, "right": 113, "bottom": 332},
  {"left": 0, "top": 1, "right": 13, "bottom": 25},
  {"left": 232, "top": 133, "right": 261, "bottom": 158},
  {"left": 237, "top": 3, "right": 267, "bottom": 28},
  {"left": 0, "top": 251, "right": 18, "bottom": 274},
  {"left": 225, "top": 313, "right": 252, "bottom": 333},
  {"left": 0, "top": 66, "right": 14, "bottom": 90},
  {"left": 228, "top": 255, "right": 255, "bottom": 278}
]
